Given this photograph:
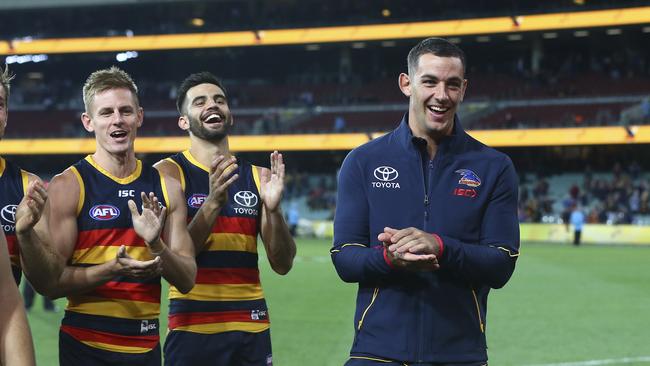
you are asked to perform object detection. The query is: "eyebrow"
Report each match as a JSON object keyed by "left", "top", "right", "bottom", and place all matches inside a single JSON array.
[
  {"left": 190, "top": 93, "right": 226, "bottom": 104},
  {"left": 421, "top": 74, "right": 464, "bottom": 83}
]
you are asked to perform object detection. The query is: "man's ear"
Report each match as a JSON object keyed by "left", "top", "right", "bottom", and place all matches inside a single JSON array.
[
  {"left": 81, "top": 112, "right": 94, "bottom": 132},
  {"left": 136, "top": 107, "right": 144, "bottom": 128},
  {"left": 398, "top": 73, "right": 412, "bottom": 97},
  {"left": 178, "top": 115, "right": 190, "bottom": 131},
  {"left": 460, "top": 79, "right": 468, "bottom": 102}
]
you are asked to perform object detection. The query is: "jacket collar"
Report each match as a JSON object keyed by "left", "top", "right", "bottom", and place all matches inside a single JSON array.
[{"left": 394, "top": 112, "right": 466, "bottom": 156}]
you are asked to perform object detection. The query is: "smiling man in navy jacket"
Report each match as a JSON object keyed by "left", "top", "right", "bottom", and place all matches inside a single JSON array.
[{"left": 331, "top": 37, "right": 520, "bottom": 366}]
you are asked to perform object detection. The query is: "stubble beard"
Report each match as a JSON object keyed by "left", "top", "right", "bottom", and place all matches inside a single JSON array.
[{"left": 189, "top": 114, "right": 232, "bottom": 142}]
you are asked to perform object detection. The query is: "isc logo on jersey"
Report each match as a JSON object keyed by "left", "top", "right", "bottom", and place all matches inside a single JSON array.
[
  {"left": 89, "top": 205, "right": 121, "bottom": 221},
  {"left": 188, "top": 194, "right": 208, "bottom": 208}
]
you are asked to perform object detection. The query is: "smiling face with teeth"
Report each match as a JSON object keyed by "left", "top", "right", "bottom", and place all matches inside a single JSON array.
[
  {"left": 81, "top": 87, "right": 143, "bottom": 157},
  {"left": 179, "top": 82, "right": 233, "bottom": 142},
  {"left": 399, "top": 53, "right": 467, "bottom": 143}
]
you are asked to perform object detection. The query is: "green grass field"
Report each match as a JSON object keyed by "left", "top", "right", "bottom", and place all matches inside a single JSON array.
[{"left": 24, "top": 239, "right": 650, "bottom": 366}]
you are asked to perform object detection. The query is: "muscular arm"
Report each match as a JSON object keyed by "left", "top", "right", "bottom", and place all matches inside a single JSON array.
[
  {"left": 257, "top": 153, "right": 296, "bottom": 275},
  {"left": 156, "top": 177, "right": 197, "bottom": 294},
  {"left": 16, "top": 174, "right": 65, "bottom": 294},
  {"left": 260, "top": 204, "right": 295, "bottom": 275},
  {"left": 0, "top": 231, "right": 35, "bottom": 366},
  {"left": 331, "top": 151, "right": 393, "bottom": 283}
]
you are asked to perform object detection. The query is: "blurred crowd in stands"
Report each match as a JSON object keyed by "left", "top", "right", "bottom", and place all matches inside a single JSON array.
[
  {"left": 0, "top": 0, "right": 639, "bottom": 39},
  {"left": 519, "top": 162, "right": 650, "bottom": 225},
  {"left": 6, "top": 31, "right": 650, "bottom": 136}
]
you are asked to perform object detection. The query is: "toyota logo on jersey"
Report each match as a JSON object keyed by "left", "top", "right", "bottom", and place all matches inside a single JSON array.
[
  {"left": 373, "top": 166, "right": 399, "bottom": 182},
  {"left": 89, "top": 205, "right": 121, "bottom": 221},
  {"left": 234, "top": 191, "right": 258, "bottom": 208},
  {"left": 372, "top": 166, "right": 401, "bottom": 189},
  {"left": 1, "top": 205, "right": 17, "bottom": 224}
]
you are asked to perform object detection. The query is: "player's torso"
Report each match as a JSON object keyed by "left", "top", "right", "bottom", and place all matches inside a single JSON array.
[
  {"left": 61, "top": 156, "right": 166, "bottom": 354},
  {"left": 0, "top": 157, "right": 28, "bottom": 284},
  {"left": 166, "top": 151, "right": 269, "bottom": 334}
]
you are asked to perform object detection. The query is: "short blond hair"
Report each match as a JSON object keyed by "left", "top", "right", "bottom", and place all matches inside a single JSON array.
[
  {"left": 1, "top": 65, "right": 15, "bottom": 103},
  {"left": 82, "top": 66, "right": 139, "bottom": 113}
]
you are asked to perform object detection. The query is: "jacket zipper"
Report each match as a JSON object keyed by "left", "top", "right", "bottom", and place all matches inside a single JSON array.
[
  {"left": 418, "top": 152, "right": 437, "bottom": 361},
  {"left": 471, "top": 288, "right": 485, "bottom": 333},
  {"left": 357, "top": 287, "right": 379, "bottom": 330}
]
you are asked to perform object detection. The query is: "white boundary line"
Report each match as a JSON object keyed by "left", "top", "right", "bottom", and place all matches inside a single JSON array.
[{"left": 525, "top": 356, "right": 650, "bottom": 366}]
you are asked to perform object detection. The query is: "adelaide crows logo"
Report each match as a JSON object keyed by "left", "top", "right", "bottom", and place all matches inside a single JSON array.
[{"left": 455, "top": 169, "right": 481, "bottom": 188}]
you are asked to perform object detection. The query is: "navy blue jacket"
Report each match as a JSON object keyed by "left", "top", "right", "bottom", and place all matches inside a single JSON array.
[{"left": 331, "top": 114, "right": 520, "bottom": 364}]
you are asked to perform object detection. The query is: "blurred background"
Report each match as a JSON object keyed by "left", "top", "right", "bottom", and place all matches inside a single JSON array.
[{"left": 1, "top": 1, "right": 650, "bottom": 365}]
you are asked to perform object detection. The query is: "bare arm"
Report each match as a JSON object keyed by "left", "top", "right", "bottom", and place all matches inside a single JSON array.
[
  {"left": 258, "top": 152, "right": 296, "bottom": 275},
  {"left": 16, "top": 175, "right": 65, "bottom": 293},
  {"left": 153, "top": 178, "right": 197, "bottom": 294},
  {"left": 0, "top": 230, "right": 35, "bottom": 366}
]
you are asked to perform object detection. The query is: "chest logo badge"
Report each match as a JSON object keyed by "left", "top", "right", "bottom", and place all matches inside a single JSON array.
[
  {"left": 1, "top": 205, "right": 17, "bottom": 224},
  {"left": 89, "top": 205, "right": 121, "bottom": 221},
  {"left": 188, "top": 194, "right": 208, "bottom": 208},
  {"left": 373, "top": 166, "right": 399, "bottom": 182},
  {"left": 455, "top": 169, "right": 481, "bottom": 188},
  {"left": 234, "top": 191, "right": 258, "bottom": 208}
]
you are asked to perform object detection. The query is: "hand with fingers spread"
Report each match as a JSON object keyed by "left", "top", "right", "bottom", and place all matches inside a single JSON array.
[
  {"left": 260, "top": 151, "right": 285, "bottom": 212},
  {"left": 15, "top": 180, "right": 48, "bottom": 234},
  {"left": 112, "top": 245, "right": 162, "bottom": 279},
  {"left": 128, "top": 192, "right": 167, "bottom": 249},
  {"left": 207, "top": 155, "right": 239, "bottom": 208},
  {"left": 379, "top": 227, "right": 440, "bottom": 271}
]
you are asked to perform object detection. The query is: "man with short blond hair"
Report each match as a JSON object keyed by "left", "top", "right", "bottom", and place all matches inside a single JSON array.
[{"left": 16, "top": 66, "right": 197, "bottom": 366}]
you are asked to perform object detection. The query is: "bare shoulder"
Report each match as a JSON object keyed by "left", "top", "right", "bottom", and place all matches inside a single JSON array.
[
  {"left": 47, "top": 168, "right": 80, "bottom": 214},
  {"left": 24, "top": 171, "right": 43, "bottom": 185},
  {"left": 154, "top": 158, "right": 181, "bottom": 182}
]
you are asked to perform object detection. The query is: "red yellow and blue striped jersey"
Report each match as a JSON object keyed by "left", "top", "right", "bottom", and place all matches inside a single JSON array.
[
  {"left": 166, "top": 150, "right": 269, "bottom": 334},
  {"left": 0, "top": 157, "right": 29, "bottom": 285},
  {"left": 61, "top": 156, "right": 169, "bottom": 354}
]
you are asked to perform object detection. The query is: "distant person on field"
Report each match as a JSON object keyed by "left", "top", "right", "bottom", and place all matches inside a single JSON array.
[
  {"left": 570, "top": 204, "right": 585, "bottom": 246},
  {"left": 331, "top": 37, "right": 520, "bottom": 365},
  {"left": 287, "top": 203, "right": 300, "bottom": 236}
]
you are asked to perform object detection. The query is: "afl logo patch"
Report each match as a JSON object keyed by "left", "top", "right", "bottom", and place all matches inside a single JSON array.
[
  {"left": 188, "top": 194, "right": 208, "bottom": 208},
  {"left": 89, "top": 205, "right": 121, "bottom": 221}
]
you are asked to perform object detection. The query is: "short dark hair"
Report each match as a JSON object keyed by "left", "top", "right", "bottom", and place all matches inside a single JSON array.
[
  {"left": 176, "top": 72, "right": 227, "bottom": 114},
  {"left": 407, "top": 37, "right": 466, "bottom": 76}
]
